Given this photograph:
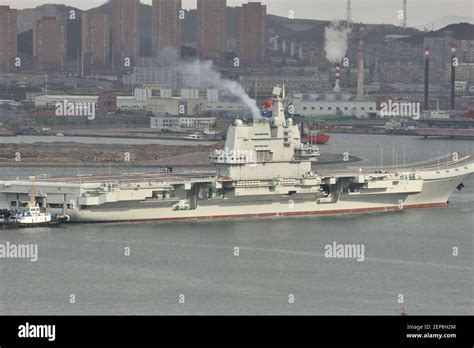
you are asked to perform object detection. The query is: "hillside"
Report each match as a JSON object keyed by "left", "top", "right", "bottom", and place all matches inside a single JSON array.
[{"left": 401, "top": 23, "right": 474, "bottom": 44}]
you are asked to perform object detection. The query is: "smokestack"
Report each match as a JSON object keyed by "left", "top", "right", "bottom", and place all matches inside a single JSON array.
[
  {"left": 424, "top": 47, "right": 430, "bottom": 110},
  {"left": 334, "top": 63, "right": 341, "bottom": 93},
  {"left": 451, "top": 43, "right": 456, "bottom": 110},
  {"left": 357, "top": 33, "right": 365, "bottom": 99}
]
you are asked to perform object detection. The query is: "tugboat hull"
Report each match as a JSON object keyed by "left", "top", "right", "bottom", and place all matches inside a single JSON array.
[{"left": 1, "top": 220, "right": 62, "bottom": 229}]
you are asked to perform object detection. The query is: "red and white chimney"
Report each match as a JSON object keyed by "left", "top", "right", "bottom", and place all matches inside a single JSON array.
[{"left": 334, "top": 63, "right": 341, "bottom": 93}]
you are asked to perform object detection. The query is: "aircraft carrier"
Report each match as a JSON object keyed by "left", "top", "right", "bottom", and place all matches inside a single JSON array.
[{"left": 1, "top": 86, "right": 473, "bottom": 223}]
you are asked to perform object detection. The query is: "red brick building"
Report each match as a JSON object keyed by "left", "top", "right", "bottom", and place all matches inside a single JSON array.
[
  {"left": 0, "top": 5, "right": 17, "bottom": 72},
  {"left": 82, "top": 10, "right": 111, "bottom": 75},
  {"left": 33, "top": 17, "right": 67, "bottom": 71},
  {"left": 112, "top": 0, "right": 140, "bottom": 70},
  {"left": 152, "top": 0, "right": 182, "bottom": 58},
  {"left": 99, "top": 92, "right": 118, "bottom": 113},
  {"left": 238, "top": 2, "right": 267, "bottom": 67},
  {"left": 196, "top": 0, "right": 226, "bottom": 66}
]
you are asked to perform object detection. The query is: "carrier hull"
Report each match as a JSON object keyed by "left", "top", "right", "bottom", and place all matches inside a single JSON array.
[{"left": 28, "top": 168, "right": 471, "bottom": 223}]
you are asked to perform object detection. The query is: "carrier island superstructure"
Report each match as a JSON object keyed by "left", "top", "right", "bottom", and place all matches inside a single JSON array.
[{"left": 1, "top": 86, "right": 473, "bottom": 223}]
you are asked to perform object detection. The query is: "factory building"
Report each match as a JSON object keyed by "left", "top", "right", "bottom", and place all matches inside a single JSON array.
[
  {"left": 150, "top": 116, "right": 216, "bottom": 130},
  {"left": 292, "top": 93, "right": 378, "bottom": 118}
]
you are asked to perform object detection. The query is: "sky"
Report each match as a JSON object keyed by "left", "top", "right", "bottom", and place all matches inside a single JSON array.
[{"left": 1, "top": 0, "right": 473, "bottom": 27}]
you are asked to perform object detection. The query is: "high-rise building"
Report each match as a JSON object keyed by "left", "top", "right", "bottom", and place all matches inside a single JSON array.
[
  {"left": 0, "top": 5, "right": 17, "bottom": 72},
  {"left": 196, "top": 0, "right": 226, "bottom": 65},
  {"left": 238, "top": 2, "right": 266, "bottom": 67},
  {"left": 152, "top": 0, "right": 182, "bottom": 58},
  {"left": 424, "top": 31, "right": 455, "bottom": 84},
  {"left": 82, "top": 10, "right": 111, "bottom": 74},
  {"left": 33, "top": 17, "right": 67, "bottom": 71},
  {"left": 112, "top": 0, "right": 140, "bottom": 70}
]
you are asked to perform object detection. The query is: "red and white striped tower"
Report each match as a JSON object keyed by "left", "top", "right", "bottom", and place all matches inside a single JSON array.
[
  {"left": 424, "top": 47, "right": 430, "bottom": 110},
  {"left": 334, "top": 63, "right": 341, "bottom": 93}
]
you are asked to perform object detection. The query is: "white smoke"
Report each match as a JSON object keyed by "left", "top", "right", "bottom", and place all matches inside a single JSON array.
[
  {"left": 156, "top": 48, "right": 261, "bottom": 120},
  {"left": 324, "top": 21, "right": 351, "bottom": 63}
]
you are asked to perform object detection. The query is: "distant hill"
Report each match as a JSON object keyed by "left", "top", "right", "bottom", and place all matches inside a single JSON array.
[
  {"left": 401, "top": 23, "right": 474, "bottom": 44},
  {"left": 17, "top": 4, "right": 81, "bottom": 33},
  {"left": 418, "top": 15, "right": 474, "bottom": 31}
]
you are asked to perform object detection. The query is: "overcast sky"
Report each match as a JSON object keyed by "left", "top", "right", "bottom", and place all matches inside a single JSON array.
[{"left": 1, "top": 0, "right": 472, "bottom": 27}]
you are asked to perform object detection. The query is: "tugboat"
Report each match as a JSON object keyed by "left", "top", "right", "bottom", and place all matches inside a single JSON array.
[
  {"left": 1, "top": 184, "right": 68, "bottom": 229},
  {"left": 12, "top": 202, "right": 58, "bottom": 227}
]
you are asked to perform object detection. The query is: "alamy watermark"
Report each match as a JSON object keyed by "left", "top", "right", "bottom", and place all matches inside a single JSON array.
[
  {"left": 0, "top": 242, "right": 38, "bottom": 262},
  {"left": 380, "top": 99, "right": 420, "bottom": 118},
  {"left": 55, "top": 100, "right": 96, "bottom": 120},
  {"left": 18, "top": 322, "right": 55, "bottom": 341},
  {"left": 324, "top": 241, "right": 365, "bottom": 262}
]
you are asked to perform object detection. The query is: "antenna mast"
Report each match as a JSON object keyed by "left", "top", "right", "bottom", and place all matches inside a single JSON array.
[
  {"left": 346, "top": 0, "right": 352, "bottom": 24},
  {"left": 402, "top": 0, "right": 407, "bottom": 27}
]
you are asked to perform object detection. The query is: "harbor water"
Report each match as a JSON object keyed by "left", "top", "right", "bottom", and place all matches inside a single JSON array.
[{"left": 0, "top": 134, "right": 473, "bottom": 315}]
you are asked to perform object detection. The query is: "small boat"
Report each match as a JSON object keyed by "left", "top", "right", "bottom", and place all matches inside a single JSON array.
[
  {"left": 183, "top": 132, "right": 206, "bottom": 140},
  {"left": 300, "top": 122, "right": 330, "bottom": 145},
  {"left": 17, "top": 203, "right": 51, "bottom": 224},
  {"left": 1, "top": 205, "right": 67, "bottom": 229},
  {"left": 303, "top": 132, "right": 330, "bottom": 145}
]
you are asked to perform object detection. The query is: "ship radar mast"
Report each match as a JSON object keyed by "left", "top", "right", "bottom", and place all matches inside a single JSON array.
[{"left": 271, "top": 84, "right": 287, "bottom": 126}]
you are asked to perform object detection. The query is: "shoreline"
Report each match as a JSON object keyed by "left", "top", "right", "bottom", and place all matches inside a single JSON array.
[{"left": 0, "top": 154, "right": 362, "bottom": 168}]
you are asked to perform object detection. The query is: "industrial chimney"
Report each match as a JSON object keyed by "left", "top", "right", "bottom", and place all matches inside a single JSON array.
[
  {"left": 357, "top": 32, "right": 365, "bottom": 99},
  {"left": 450, "top": 43, "right": 456, "bottom": 110},
  {"left": 424, "top": 48, "right": 430, "bottom": 110},
  {"left": 334, "top": 64, "right": 341, "bottom": 93}
]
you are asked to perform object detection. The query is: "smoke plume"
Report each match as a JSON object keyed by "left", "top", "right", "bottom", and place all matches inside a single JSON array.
[
  {"left": 324, "top": 21, "right": 351, "bottom": 63},
  {"left": 157, "top": 48, "right": 261, "bottom": 120}
]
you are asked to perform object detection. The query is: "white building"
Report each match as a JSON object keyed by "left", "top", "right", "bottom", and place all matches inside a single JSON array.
[
  {"left": 292, "top": 93, "right": 378, "bottom": 118},
  {"left": 123, "top": 66, "right": 179, "bottom": 89},
  {"left": 116, "top": 97, "right": 147, "bottom": 111},
  {"left": 180, "top": 89, "right": 200, "bottom": 99},
  {"left": 150, "top": 116, "right": 180, "bottom": 129},
  {"left": 179, "top": 117, "right": 216, "bottom": 129},
  {"left": 34, "top": 88, "right": 153, "bottom": 112},
  {"left": 207, "top": 89, "right": 219, "bottom": 102},
  {"left": 134, "top": 88, "right": 152, "bottom": 101},
  {"left": 205, "top": 101, "right": 247, "bottom": 113},
  {"left": 34, "top": 95, "right": 98, "bottom": 108},
  {"left": 160, "top": 88, "right": 172, "bottom": 98},
  {"left": 150, "top": 116, "right": 216, "bottom": 130},
  {"left": 146, "top": 98, "right": 181, "bottom": 116}
]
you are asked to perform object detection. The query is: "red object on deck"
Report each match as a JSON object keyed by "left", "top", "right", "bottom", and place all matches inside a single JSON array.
[
  {"left": 263, "top": 99, "right": 272, "bottom": 109},
  {"left": 303, "top": 133, "right": 330, "bottom": 145}
]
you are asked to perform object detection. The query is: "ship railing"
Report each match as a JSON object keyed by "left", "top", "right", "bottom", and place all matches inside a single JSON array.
[{"left": 324, "top": 156, "right": 472, "bottom": 177}]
